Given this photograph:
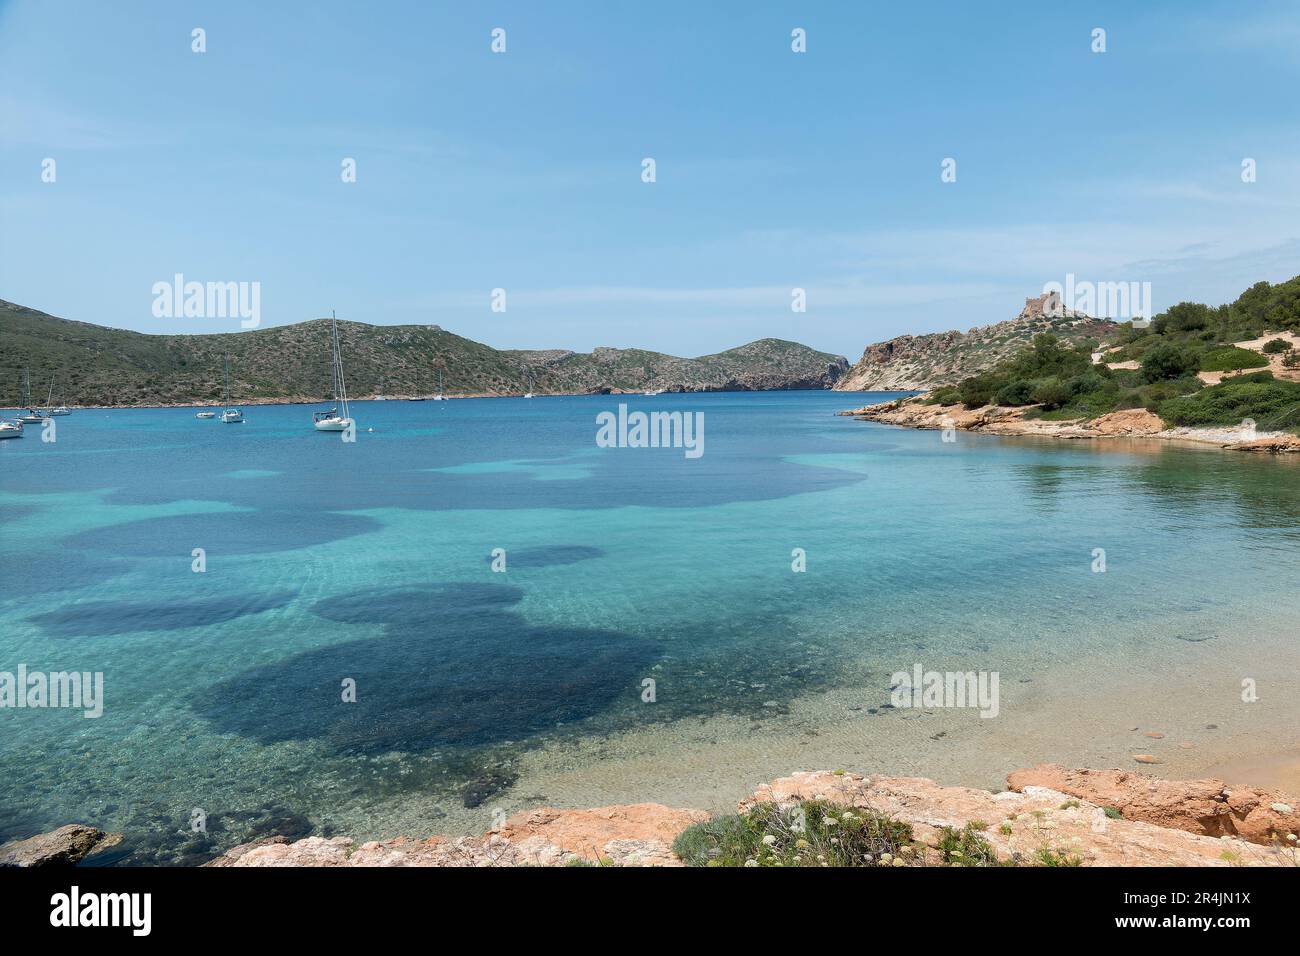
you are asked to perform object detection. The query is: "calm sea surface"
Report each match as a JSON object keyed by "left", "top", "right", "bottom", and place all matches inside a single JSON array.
[{"left": 3, "top": 391, "right": 1299, "bottom": 863}]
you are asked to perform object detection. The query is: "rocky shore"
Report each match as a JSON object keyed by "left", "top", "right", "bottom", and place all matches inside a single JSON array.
[
  {"left": 841, "top": 394, "right": 1300, "bottom": 453},
  {"left": 6, "top": 766, "right": 1296, "bottom": 867}
]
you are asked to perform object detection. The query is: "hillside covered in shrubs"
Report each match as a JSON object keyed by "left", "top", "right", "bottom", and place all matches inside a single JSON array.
[{"left": 927, "top": 275, "right": 1300, "bottom": 432}]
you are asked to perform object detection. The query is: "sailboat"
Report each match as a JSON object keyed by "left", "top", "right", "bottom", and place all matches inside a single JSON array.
[
  {"left": 220, "top": 355, "right": 243, "bottom": 423},
  {"left": 313, "top": 311, "right": 354, "bottom": 432},
  {"left": 16, "top": 370, "right": 44, "bottom": 424},
  {"left": 432, "top": 371, "right": 445, "bottom": 401},
  {"left": 44, "top": 379, "right": 70, "bottom": 416}
]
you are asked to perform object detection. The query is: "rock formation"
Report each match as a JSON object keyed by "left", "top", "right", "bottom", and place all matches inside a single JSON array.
[
  {"left": 840, "top": 394, "right": 1298, "bottom": 451},
  {"left": 0, "top": 824, "right": 122, "bottom": 867},
  {"left": 196, "top": 768, "right": 1300, "bottom": 867},
  {"left": 1007, "top": 764, "right": 1300, "bottom": 845},
  {"left": 834, "top": 313, "right": 1118, "bottom": 392}
]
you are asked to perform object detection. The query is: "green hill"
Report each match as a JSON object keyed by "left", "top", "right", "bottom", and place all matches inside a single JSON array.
[{"left": 0, "top": 300, "right": 850, "bottom": 406}]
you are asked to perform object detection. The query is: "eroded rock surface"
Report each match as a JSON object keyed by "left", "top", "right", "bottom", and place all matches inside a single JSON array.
[
  {"left": 194, "top": 768, "right": 1300, "bottom": 866},
  {"left": 209, "top": 803, "right": 707, "bottom": 868},
  {"left": 1007, "top": 764, "right": 1300, "bottom": 845},
  {"left": 742, "top": 770, "right": 1287, "bottom": 866}
]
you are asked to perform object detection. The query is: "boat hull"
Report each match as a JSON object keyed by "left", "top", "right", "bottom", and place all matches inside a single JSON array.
[{"left": 314, "top": 417, "right": 353, "bottom": 431}]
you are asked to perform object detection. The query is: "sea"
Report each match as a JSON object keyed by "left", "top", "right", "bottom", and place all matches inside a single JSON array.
[{"left": 2, "top": 391, "right": 1298, "bottom": 863}]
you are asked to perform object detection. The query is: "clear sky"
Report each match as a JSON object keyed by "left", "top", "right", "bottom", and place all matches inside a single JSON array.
[{"left": 2, "top": 0, "right": 1298, "bottom": 358}]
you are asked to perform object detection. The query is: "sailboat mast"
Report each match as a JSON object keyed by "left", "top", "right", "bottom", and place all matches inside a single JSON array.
[{"left": 332, "top": 311, "right": 350, "bottom": 418}]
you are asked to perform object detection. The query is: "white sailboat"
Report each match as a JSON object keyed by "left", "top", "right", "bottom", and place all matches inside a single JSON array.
[
  {"left": 0, "top": 420, "right": 22, "bottom": 440},
  {"left": 313, "top": 311, "right": 354, "bottom": 432},
  {"left": 16, "top": 370, "right": 44, "bottom": 424},
  {"left": 220, "top": 355, "right": 243, "bottom": 423},
  {"left": 44, "top": 379, "right": 70, "bottom": 416},
  {"left": 432, "top": 370, "right": 445, "bottom": 401}
]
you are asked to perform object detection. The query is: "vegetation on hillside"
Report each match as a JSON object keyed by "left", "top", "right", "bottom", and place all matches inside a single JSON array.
[
  {"left": 0, "top": 300, "right": 848, "bottom": 406},
  {"left": 925, "top": 275, "right": 1300, "bottom": 431}
]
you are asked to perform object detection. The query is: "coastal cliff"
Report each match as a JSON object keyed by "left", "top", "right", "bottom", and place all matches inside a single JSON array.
[{"left": 833, "top": 313, "right": 1119, "bottom": 392}]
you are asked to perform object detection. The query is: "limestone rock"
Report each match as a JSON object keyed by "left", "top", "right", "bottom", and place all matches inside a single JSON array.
[
  {"left": 0, "top": 825, "right": 122, "bottom": 867},
  {"left": 495, "top": 803, "right": 708, "bottom": 863},
  {"left": 1007, "top": 764, "right": 1300, "bottom": 845},
  {"left": 740, "top": 770, "right": 1286, "bottom": 866}
]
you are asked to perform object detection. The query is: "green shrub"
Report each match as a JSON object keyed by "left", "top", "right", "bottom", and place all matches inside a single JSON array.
[
  {"left": 1031, "top": 379, "right": 1074, "bottom": 409},
  {"left": 673, "top": 800, "right": 917, "bottom": 868},
  {"left": 957, "top": 372, "right": 1007, "bottom": 408},
  {"left": 1153, "top": 301, "right": 1212, "bottom": 334},
  {"left": 925, "top": 385, "right": 962, "bottom": 405},
  {"left": 994, "top": 379, "right": 1037, "bottom": 406},
  {"left": 1159, "top": 374, "right": 1300, "bottom": 429},
  {"left": 1262, "top": 338, "right": 1292, "bottom": 355},
  {"left": 1141, "top": 343, "right": 1201, "bottom": 382},
  {"left": 1199, "top": 346, "right": 1269, "bottom": 372},
  {"left": 1033, "top": 847, "right": 1084, "bottom": 867},
  {"left": 936, "top": 823, "right": 1003, "bottom": 867}
]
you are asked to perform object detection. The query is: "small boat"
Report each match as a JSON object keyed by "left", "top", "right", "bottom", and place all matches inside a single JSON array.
[
  {"left": 16, "top": 370, "right": 44, "bottom": 423},
  {"left": 0, "top": 420, "right": 23, "bottom": 440},
  {"left": 644, "top": 387, "right": 665, "bottom": 396},
  {"left": 220, "top": 355, "right": 243, "bottom": 423},
  {"left": 44, "top": 381, "right": 71, "bottom": 416},
  {"left": 431, "top": 371, "right": 446, "bottom": 401},
  {"left": 195, "top": 411, "right": 216, "bottom": 419},
  {"left": 524, "top": 392, "right": 534, "bottom": 399},
  {"left": 313, "top": 311, "right": 354, "bottom": 432},
  {"left": 42, "top": 380, "right": 70, "bottom": 416}
]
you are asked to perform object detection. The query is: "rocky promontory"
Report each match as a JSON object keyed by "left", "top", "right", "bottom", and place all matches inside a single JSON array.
[{"left": 841, "top": 394, "right": 1300, "bottom": 452}]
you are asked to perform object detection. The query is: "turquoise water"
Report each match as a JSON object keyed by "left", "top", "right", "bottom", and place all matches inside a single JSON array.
[{"left": 2, "top": 391, "right": 1299, "bottom": 863}]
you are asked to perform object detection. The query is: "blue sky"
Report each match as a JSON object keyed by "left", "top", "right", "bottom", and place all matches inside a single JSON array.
[{"left": 2, "top": 0, "right": 1298, "bottom": 358}]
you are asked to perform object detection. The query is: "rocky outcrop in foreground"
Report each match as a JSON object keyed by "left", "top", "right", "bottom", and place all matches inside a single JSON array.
[
  {"left": 206, "top": 804, "right": 708, "bottom": 868},
  {"left": 842, "top": 395, "right": 1300, "bottom": 452},
  {"left": 1007, "top": 764, "right": 1299, "bottom": 844},
  {"left": 196, "top": 768, "right": 1298, "bottom": 867},
  {"left": 13, "top": 768, "right": 1295, "bottom": 867},
  {"left": 0, "top": 825, "right": 121, "bottom": 867}
]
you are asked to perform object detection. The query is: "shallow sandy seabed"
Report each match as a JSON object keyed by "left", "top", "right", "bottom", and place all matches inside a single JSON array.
[{"left": 329, "top": 621, "right": 1300, "bottom": 841}]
